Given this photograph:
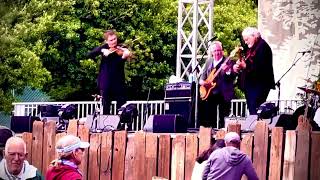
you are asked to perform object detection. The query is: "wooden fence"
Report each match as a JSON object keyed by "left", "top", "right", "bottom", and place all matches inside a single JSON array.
[{"left": 21, "top": 119, "right": 320, "bottom": 180}]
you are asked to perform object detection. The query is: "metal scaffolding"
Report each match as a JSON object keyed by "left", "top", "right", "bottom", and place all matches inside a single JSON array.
[{"left": 176, "top": 0, "right": 214, "bottom": 126}]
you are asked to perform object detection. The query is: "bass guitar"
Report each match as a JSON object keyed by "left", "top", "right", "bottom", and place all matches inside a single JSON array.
[{"left": 199, "top": 47, "right": 240, "bottom": 100}]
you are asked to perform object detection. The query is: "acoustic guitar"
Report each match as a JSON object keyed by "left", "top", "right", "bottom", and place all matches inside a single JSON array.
[{"left": 199, "top": 47, "right": 240, "bottom": 100}]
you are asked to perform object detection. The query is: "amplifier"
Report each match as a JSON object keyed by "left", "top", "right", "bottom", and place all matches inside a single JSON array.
[{"left": 165, "top": 82, "right": 192, "bottom": 99}]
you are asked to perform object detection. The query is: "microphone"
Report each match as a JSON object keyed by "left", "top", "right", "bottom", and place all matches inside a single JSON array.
[{"left": 298, "top": 50, "right": 311, "bottom": 54}]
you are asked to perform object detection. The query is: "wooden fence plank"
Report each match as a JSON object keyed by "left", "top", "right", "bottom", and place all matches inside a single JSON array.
[
  {"left": 310, "top": 132, "right": 320, "bottom": 180},
  {"left": 240, "top": 133, "right": 253, "bottom": 180},
  {"left": 185, "top": 134, "right": 198, "bottom": 180},
  {"left": 158, "top": 134, "right": 171, "bottom": 179},
  {"left": 42, "top": 121, "right": 56, "bottom": 173},
  {"left": 199, "top": 127, "right": 212, "bottom": 154},
  {"left": 227, "top": 123, "right": 241, "bottom": 135},
  {"left": 146, "top": 133, "right": 158, "bottom": 180},
  {"left": 22, "top": 132, "right": 32, "bottom": 163},
  {"left": 215, "top": 130, "right": 226, "bottom": 140},
  {"left": 88, "top": 133, "right": 101, "bottom": 180},
  {"left": 282, "top": 130, "right": 296, "bottom": 180},
  {"left": 134, "top": 131, "right": 146, "bottom": 180},
  {"left": 124, "top": 135, "right": 135, "bottom": 180},
  {"left": 55, "top": 133, "right": 66, "bottom": 158},
  {"left": 294, "top": 130, "right": 310, "bottom": 180},
  {"left": 171, "top": 135, "right": 186, "bottom": 180},
  {"left": 67, "top": 120, "right": 78, "bottom": 135},
  {"left": 31, "top": 121, "right": 44, "bottom": 172},
  {"left": 253, "top": 121, "right": 268, "bottom": 180},
  {"left": 269, "top": 127, "right": 284, "bottom": 180},
  {"left": 112, "top": 131, "right": 127, "bottom": 180},
  {"left": 78, "top": 124, "right": 90, "bottom": 180},
  {"left": 100, "top": 131, "right": 113, "bottom": 180}
]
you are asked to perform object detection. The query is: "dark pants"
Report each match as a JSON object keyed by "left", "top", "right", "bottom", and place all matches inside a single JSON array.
[
  {"left": 201, "top": 93, "right": 231, "bottom": 128},
  {"left": 245, "top": 86, "right": 270, "bottom": 115},
  {"left": 101, "top": 89, "right": 126, "bottom": 115}
]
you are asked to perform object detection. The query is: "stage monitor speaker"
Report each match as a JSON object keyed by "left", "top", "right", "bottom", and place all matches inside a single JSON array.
[
  {"left": 143, "top": 114, "right": 187, "bottom": 133},
  {"left": 10, "top": 116, "right": 40, "bottom": 133},
  {"left": 164, "top": 99, "right": 193, "bottom": 128},
  {"left": 225, "top": 114, "right": 295, "bottom": 131},
  {"left": 85, "top": 115, "right": 120, "bottom": 132}
]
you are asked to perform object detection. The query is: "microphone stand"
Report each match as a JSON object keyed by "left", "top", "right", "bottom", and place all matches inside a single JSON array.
[
  {"left": 192, "top": 38, "right": 214, "bottom": 128},
  {"left": 275, "top": 52, "right": 307, "bottom": 113}
]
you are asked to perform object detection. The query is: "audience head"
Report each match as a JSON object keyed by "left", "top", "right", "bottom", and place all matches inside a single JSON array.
[
  {"left": 103, "top": 29, "right": 118, "bottom": 48},
  {"left": 4, "top": 137, "right": 27, "bottom": 175},
  {"left": 55, "top": 135, "right": 90, "bottom": 165},
  {"left": 209, "top": 41, "right": 223, "bottom": 61},
  {"left": 242, "top": 27, "right": 261, "bottom": 48},
  {"left": 196, "top": 139, "right": 226, "bottom": 163},
  {"left": 224, "top": 132, "right": 241, "bottom": 148}
]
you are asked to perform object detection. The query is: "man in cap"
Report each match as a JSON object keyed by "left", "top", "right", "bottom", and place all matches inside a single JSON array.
[
  {"left": 0, "top": 137, "right": 43, "bottom": 180},
  {"left": 202, "top": 132, "right": 258, "bottom": 180},
  {"left": 46, "top": 135, "right": 90, "bottom": 180}
]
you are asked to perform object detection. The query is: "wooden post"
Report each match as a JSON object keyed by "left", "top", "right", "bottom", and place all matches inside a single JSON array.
[
  {"left": 31, "top": 121, "right": 44, "bottom": 173},
  {"left": 310, "top": 132, "right": 320, "bottom": 180},
  {"left": 22, "top": 133, "right": 33, "bottom": 163},
  {"left": 198, "top": 126, "right": 212, "bottom": 154},
  {"left": 215, "top": 129, "right": 226, "bottom": 140},
  {"left": 145, "top": 133, "right": 158, "bottom": 180},
  {"left": 134, "top": 131, "right": 146, "bottom": 180},
  {"left": 100, "top": 131, "right": 113, "bottom": 180},
  {"left": 88, "top": 133, "right": 101, "bottom": 180},
  {"left": 42, "top": 121, "right": 56, "bottom": 173},
  {"left": 269, "top": 127, "right": 284, "bottom": 180},
  {"left": 158, "top": 134, "right": 171, "bottom": 179},
  {"left": 112, "top": 131, "right": 127, "bottom": 180},
  {"left": 240, "top": 133, "right": 253, "bottom": 180},
  {"left": 171, "top": 135, "right": 186, "bottom": 180},
  {"left": 227, "top": 123, "right": 241, "bottom": 136},
  {"left": 78, "top": 124, "right": 89, "bottom": 180},
  {"left": 124, "top": 135, "right": 135, "bottom": 180},
  {"left": 282, "top": 130, "right": 296, "bottom": 180},
  {"left": 294, "top": 129, "right": 310, "bottom": 179},
  {"left": 253, "top": 121, "right": 268, "bottom": 180},
  {"left": 185, "top": 133, "right": 198, "bottom": 180},
  {"left": 67, "top": 120, "right": 78, "bottom": 135}
]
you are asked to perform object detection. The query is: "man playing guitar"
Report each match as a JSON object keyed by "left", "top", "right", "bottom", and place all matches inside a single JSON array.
[{"left": 199, "top": 41, "right": 237, "bottom": 128}]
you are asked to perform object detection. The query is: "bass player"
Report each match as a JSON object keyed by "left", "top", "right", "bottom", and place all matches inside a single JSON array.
[{"left": 199, "top": 41, "right": 237, "bottom": 128}]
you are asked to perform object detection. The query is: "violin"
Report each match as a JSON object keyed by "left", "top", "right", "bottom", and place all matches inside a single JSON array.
[{"left": 109, "top": 46, "right": 125, "bottom": 56}]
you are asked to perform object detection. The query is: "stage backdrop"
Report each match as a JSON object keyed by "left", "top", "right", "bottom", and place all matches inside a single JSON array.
[{"left": 258, "top": 0, "right": 320, "bottom": 100}]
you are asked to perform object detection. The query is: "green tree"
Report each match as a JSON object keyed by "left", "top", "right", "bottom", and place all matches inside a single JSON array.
[{"left": 0, "top": 0, "right": 257, "bottom": 112}]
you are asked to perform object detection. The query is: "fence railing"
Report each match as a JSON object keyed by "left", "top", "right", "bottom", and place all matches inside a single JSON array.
[
  {"left": 12, "top": 99, "right": 303, "bottom": 130},
  {"left": 20, "top": 120, "right": 320, "bottom": 180}
]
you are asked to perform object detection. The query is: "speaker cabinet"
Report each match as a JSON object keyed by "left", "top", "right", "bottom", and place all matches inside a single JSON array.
[
  {"left": 85, "top": 115, "right": 120, "bottom": 132},
  {"left": 10, "top": 116, "right": 40, "bottom": 133},
  {"left": 164, "top": 99, "right": 194, "bottom": 128},
  {"left": 143, "top": 114, "right": 187, "bottom": 133}
]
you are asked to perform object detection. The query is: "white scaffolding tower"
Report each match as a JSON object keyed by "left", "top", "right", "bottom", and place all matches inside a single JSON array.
[{"left": 176, "top": 0, "right": 214, "bottom": 126}]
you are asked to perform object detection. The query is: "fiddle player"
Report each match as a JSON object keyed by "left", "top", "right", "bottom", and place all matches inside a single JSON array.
[
  {"left": 88, "top": 29, "right": 131, "bottom": 115},
  {"left": 233, "top": 27, "right": 275, "bottom": 115},
  {"left": 199, "top": 41, "right": 236, "bottom": 128}
]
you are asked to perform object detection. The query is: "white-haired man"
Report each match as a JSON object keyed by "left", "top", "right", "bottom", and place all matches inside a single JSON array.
[
  {"left": 0, "top": 137, "right": 43, "bottom": 180},
  {"left": 233, "top": 27, "right": 275, "bottom": 115},
  {"left": 202, "top": 132, "right": 258, "bottom": 180}
]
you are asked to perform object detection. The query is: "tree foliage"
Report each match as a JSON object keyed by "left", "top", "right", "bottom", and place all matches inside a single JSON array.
[{"left": 0, "top": 0, "right": 257, "bottom": 112}]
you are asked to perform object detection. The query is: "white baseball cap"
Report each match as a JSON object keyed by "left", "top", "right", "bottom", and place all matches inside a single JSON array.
[
  {"left": 56, "top": 135, "right": 90, "bottom": 153},
  {"left": 224, "top": 132, "right": 240, "bottom": 143}
]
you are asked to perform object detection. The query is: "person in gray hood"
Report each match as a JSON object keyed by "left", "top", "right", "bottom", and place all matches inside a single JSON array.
[{"left": 202, "top": 132, "right": 258, "bottom": 180}]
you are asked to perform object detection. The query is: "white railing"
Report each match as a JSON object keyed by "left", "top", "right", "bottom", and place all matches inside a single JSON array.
[{"left": 12, "top": 99, "right": 303, "bottom": 131}]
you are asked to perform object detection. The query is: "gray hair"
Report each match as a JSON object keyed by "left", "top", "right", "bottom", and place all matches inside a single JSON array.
[
  {"left": 4, "top": 137, "right": 27, "bottom": 155},
  {"left": 242, "top": 27, "right": 261, "bottom": 38}
]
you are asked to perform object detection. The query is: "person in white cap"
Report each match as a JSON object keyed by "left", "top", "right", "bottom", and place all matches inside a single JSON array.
[
  {"left": 46, "top": 135, "right": 90, "bottom": 180},
  {"left": 202, "top": 132, "right": 258, "bottom": 180}
]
